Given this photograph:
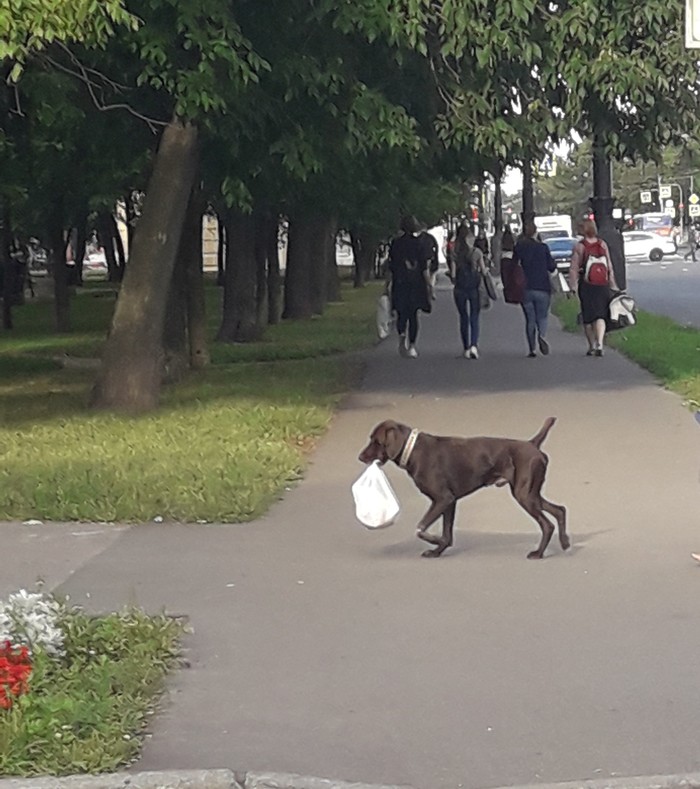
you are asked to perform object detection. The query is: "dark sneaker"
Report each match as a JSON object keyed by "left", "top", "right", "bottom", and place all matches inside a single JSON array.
[{"left": 538, "top": 336, "right": 550, "bottom": 355}]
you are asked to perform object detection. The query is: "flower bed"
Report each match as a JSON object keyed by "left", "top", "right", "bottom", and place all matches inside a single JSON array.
[{"left": 0, "top": 588, "right": 183, "bottom": 777}]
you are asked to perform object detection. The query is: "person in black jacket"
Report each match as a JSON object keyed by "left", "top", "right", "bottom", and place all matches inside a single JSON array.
[
  {"left": 387, "top": 216, "right": 433, "bottom": 358},
  {"left": 513, "top": 221, "right": 556, "bottom": 357}
]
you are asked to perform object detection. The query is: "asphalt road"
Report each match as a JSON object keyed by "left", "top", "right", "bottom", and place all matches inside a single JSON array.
[{"left": 626, "top": 247, "right": 700, "bottom": 327}]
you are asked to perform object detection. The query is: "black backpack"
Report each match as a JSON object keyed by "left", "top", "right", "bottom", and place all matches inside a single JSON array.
[{"left": 455, "top": 246, "right": 481, "bottom": 291}]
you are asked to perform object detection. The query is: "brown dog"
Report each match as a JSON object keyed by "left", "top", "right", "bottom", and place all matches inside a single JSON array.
[{"left": 358, "top": 418, "right": 568, "bottom": 559}]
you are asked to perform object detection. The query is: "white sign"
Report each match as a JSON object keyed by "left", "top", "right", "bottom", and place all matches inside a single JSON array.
[
  {"left": 690, "top": 193, "right": 700, "bottom": 205},
  {"left": 640, "top": 191, "right": 652, "bottom": 203},
  {"left": 664, "top": 206, "right": 676, "bottom": 218},
  {"left": 665, "top": 199, "right": 674, "bottom": 207},
  {"left": 690, "top": 204, "right": 700, "bottom": 217},
  {"left": 660, "top": 185, "right": 672, "bottom": 199},
  {"left": 687, "top": 0, "right": 700, "bottom": 47},
  {"left": 612, "top": 208, "right": 623, "bottom": 219}
]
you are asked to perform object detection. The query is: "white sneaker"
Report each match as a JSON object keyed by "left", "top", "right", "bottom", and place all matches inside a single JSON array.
[
  {"left": 463, "top": 349, "right": 471, "bottom": 359},
  {"left": 407, "top": 345, "right": 418, "bottom": 358},
  {"left": 469, "top": 345, "right": 479, "bottom": 360}
]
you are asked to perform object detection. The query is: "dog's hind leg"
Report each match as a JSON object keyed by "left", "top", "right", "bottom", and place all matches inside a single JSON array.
[
  {"left": 420, "top": 502, "right": 457, "bottom": 558},
  {"left": 542, "top": 499, "right": 569, "bottom": 551},
  {"left": 511, "top": 458, "right": 555, "bottom": 560}
]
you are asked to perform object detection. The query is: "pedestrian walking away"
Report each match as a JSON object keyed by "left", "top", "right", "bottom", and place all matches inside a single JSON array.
[
  {"left": 419, "top": 226, "right": 440, "bottom": 287},
  {"left": 569, "top": 219, "right": 620, "bottom": 357},
  {"left": 450, "top": 224, "right": 488, "bottom": 359},
  {"left": 387, "top": 215, "right": 434, "bottom": 359},
  {"left": 500, "top": 226, "right": 526, "bottom": 306},
  {"left": 513, "top": 221, "right": 556, "bottom": 357}
]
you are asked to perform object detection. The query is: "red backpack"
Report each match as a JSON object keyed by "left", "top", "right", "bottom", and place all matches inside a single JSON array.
[{"left": 582, "top": 239, "right": 609, "bottom": 286}]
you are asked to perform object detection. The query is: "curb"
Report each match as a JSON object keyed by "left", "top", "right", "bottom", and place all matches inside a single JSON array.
[
  {"left": 2, "top": 771, "right": 700, "bottom": 789},
  {"left": 0, "top": 769, "right": 413, "bottom": 789},
  {"left": 489, "top": 777, "right": 700, "bottom": 789}
]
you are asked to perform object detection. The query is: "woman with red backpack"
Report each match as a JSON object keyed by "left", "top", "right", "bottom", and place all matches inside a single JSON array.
[{"left": 569, "top": 219, "right": 620, "bottom": 357}]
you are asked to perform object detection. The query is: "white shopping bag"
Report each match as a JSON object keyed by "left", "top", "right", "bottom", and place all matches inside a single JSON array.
[
  {"left": 376, "top": 294, "right": 392, "bottom": 340},
  {"left": 351, "top": 460, "right": 400, "bottom": 529}
]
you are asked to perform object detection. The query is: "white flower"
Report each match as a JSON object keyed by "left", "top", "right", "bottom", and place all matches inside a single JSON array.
[{"left": 0, "top": 590, "right": 66, "bottom": 657}]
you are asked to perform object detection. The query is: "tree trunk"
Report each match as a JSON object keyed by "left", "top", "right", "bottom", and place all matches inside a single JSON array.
[
  {"left": 309, "top": 215, "right": 327, "bottom": 315},
  {"left": 216, "top": 215, "right": 226, "bottom": 286},
  {"left": 1, "top": 202, "right": 14, "bottom": 330},
  {"left": 283, "top": 215, "right": 314, "bottom": 319},
  {"left": 97, "top": 211, "right": 120, "bottom": 282},
  {"left": 591, "top": 131, "right": 626, "bottom": 291},
  {"left": 217, "top": 211, "right": 260, "bottom": 342},
  {"left": 254, "top": 212, "right": 269, "bottom": 327},
  {"left": 491, "top": 166, "right": 504, "bottom": 273},
  {"left": 163, "top": 223, "right": 189, "bottom": 383},
  {"left": 185, "top": 188, "right": 210, "bottom": 369},
  {"left": 493, "top": 167, "right": 504, "bottom": 234},
  {"left": 110, "top": 213, "right": 127, "bottom": 278},
  {"left": 325, "top": 220, "right": 341, "bottom": 302},
  {"left": 124, "top": 193, "right": 135, "bottom": 251},
  {"left": 351, "top": 230, "right": 374, "bottom": 288},
  {"left": 69, "top": 206, "right": 88, "bottom": 287},
  {"left": 49, "top": 207, "right": 70, "bottom": 334},
  {"left": 267, "top": 216, "right": 281, "bottom": 324},
  {"left": 521, "top": 158, "right": 535, "bottom": 225},
  {"left": 90, "top": 119, "right": 199, "bottom": 412}
]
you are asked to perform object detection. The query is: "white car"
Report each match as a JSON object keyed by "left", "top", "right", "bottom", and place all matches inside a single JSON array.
[{"left": 623, "top": 231, "right": 676, "bottom": 262}]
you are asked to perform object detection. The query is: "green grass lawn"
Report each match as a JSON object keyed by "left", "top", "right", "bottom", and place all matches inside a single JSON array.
[
  {"left": 553, "top": 297, "right": 700, "bottom": 407},
  {"left": 0, "top": 279, "right": 382, "bottom": 522}
]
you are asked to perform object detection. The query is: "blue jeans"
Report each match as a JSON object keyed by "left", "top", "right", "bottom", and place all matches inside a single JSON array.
[
  {"left": 453, "top": 288, "right": 480, "bottom": 349},
  {"left": 522, "top": 289, "right": 551, "bottom": 352}
]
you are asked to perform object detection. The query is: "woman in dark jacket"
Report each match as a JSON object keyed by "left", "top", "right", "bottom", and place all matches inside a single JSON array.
[
  {"left": 513, "top": 221, "right": 556, "bottom": 357},
  {"left": 387, "top": 216, "right": 433, "bottom": 358}
]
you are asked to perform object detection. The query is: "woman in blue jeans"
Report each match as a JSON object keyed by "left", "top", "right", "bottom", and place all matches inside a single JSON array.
[
  {"left": 450, "top": 225, "right": 488, "bottom": 359},
  {"left": 513, "top": 221, "right": 556, "bottom": 357}
]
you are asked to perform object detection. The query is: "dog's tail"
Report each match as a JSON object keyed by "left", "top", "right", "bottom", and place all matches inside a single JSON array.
[{"left": 529, "top": 417, "right": 557, "bottom": 449}]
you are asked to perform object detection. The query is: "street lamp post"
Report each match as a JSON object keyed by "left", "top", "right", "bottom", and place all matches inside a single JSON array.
[{"left": 590, "top": 130, "right": 626, "bottom": 290}]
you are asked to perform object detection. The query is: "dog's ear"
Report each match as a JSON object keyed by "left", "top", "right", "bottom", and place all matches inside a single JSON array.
[{"left": 373, "top": 420, "right": 407, "bottom": 461}]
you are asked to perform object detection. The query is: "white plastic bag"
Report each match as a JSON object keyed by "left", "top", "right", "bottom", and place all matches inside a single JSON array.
[
  {"left": 376, "top": 294, "right": 392, "bottom": 340},
  {"left": 351, "top": 461, "right": 400, "bottom": 529}
]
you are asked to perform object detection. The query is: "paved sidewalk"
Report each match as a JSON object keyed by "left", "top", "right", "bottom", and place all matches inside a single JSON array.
[{"left": 4, "top": 281, "right": 700, "bottom": 789}]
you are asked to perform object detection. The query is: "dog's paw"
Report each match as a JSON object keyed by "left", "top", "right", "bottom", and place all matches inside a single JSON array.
[
  {"left": 560, "top": 536, "right": 571, "bottom": 551},
  {"left": 421, "top": 548, "right": 444, "bottom": 558},
  {"left": 527, "top": 550, "right": 543, "bottom": 560}
]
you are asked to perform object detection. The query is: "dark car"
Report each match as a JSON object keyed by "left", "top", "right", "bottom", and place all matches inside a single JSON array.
[{"left": 545, "top": 237, "right": 577, "bottom": 273}]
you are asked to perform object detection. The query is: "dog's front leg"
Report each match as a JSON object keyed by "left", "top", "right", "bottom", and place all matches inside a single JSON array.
[
  {"left": 419, "top": 502, "right": 457, "bottom": 558},
  {"left": 416, "top": 498, "right": 455, "bottom": 558}
]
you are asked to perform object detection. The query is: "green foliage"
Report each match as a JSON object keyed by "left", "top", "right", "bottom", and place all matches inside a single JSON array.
[
  {"left": 551, "top": 0, "right": 700, "bottom": 159},
  {"left": 0, "top": 605, "right": 181, "bottom": 777},
  {"left": 0, "top": 0, "right": 136, "bottom": 77},
  {"left": 0, "top": 282, "right": 382, "bottom": 523}
]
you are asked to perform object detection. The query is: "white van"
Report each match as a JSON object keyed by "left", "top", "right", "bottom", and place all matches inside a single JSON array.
[{"left": 536, "top": 214, "right": 573, "bottom": 240}]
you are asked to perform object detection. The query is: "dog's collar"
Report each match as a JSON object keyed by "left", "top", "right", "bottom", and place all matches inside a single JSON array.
[{"left": 398, "top": 429, "right": 420, "bottom": 469}]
